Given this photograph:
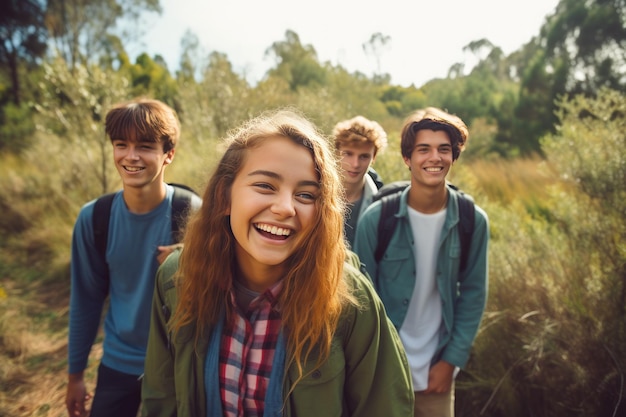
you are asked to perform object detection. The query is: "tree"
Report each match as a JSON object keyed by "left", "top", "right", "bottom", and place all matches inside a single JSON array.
[
  {"left": 35, "top": 58, "right": 131, "bottom": 196},
  {"left": 265, "top": 30, "right": 325, "bottom": 91},
  {"left": 45, "top": 0, "right": 161, "bottom": 71},
  {"left": 129, "top": 52, "right": 178, "bottom": 105},
  {"left": 511, "top": 0, "right": 626, "bottom": 155},
  {"left": 362, "top": 32, "right": 391, "bottom": 80},
  {"left": 542, "top": 0, "right": 626, "bottom": 94},
  {"left": 177, "top": 30, "right": 203, "bottom": 84},
  {"left": 0, "top": 0, "right": 47, "bottom": 105}
]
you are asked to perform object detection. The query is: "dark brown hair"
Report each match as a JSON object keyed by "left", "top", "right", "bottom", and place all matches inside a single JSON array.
[
  {"left": 105, "top": 98, "right": 180, "bottom": 153},
  {"left": 400, "top": 107, "right": 468, "bottom": 161}
]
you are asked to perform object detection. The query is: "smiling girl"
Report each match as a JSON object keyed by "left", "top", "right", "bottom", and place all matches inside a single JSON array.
[{"left": 141, "top": 109, "right": 413, "bottom": 417}]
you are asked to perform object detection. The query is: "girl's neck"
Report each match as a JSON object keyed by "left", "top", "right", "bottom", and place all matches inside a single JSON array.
[{"left": 235, "top": 261, "right": 285, "bottom": 293}]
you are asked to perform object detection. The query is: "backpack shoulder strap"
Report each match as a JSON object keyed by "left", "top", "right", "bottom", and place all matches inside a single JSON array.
[
  {"left": 171, "top": 185, "right": 195, "bottom": 243},
  {"left": 374, "top": 192, "right": 402, "bottom": 263},
  {"left": 457, "top": 193, "right": 476, "bottom": 273},
  {"left": 93, "top": 192, "right": 116, "bottom": 261}
]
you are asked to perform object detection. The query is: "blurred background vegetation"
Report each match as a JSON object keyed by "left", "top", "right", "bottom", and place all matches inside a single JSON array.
[{"left": 1, "top": 0, "right": 625, "bottom": 416}]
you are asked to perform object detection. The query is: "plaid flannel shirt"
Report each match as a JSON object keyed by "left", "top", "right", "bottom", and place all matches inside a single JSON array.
[{"left": 220, "top": 281, "right": 283, "bottom": 417}]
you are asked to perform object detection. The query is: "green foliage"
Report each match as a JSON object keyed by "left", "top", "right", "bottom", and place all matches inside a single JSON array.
[
  {"left": 34, "top": 58, "right": 131, "bottom": 198},
  {"left": 543, "top": 0, "right": 626, "bottom": 94},
  {"left": 543, "top": 88, "right": 626, "bottom": 214},
  {"left": 0, "top": 102, "right": 36, "bottom": 153},
  {"left": 46, "top": 0, "right": 162, "bottom": 70},
  {"left": 129, "top": 52, "right": 178, "bottom": 104},
  {"left": 513, "top": 0, "right": 626, "bottom": 152},
  {"left": 265, "top": 30, "right": 326, "bottom": 91},
  {"left": 456, "top": 89, "right": 626, "bottom": 417},
  {"left": 0, "top": 0, "right": 48, "bottom": 105}
]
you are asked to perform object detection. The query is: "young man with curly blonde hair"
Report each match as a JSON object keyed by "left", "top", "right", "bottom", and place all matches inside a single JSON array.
[{"left": 332, "top": 115, "right": 387, "bottom": 247}]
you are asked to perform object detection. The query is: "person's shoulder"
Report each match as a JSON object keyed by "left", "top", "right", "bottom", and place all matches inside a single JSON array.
[
  {"left": 473, "top": 203, "right": 489, "bottom": 225},
  {"left": 75, "top": 191, "right": 121, "bottom": 226},
  {"left": 158, "top": 248, "right": 182, "bottom": 285},
  {"left": 360, "top": 198, "right": 383, "bottom": 221},
  {"left": 343, "top": 253, "right": 376, "bottom": 297},
  {"left": 448, "top": 186, "right": 489, "bottom": 226},
  {"left": 168, "top": 183, "right": 202, "bottom": 207}
]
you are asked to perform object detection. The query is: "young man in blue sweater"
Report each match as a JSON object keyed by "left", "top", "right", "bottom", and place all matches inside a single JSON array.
[{"left": 65, "top": 99, "right": 201, "bottom": 417}]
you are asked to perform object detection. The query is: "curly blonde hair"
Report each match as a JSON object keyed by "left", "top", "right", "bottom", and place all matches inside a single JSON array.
[{"left": 332, "top": 115, "right": 388, "bottom": 156}]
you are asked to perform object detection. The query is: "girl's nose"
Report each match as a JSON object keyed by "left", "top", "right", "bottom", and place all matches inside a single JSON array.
[{"left": 271, "top": 192, "right": 296, "bottom": 217}]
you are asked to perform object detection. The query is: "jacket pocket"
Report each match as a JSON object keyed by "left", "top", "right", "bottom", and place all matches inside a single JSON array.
[
  {"left": 379, "top": 245, "right": 411, "bottom": 283},
  {"left": 296, "top": 341, "right": 345, "bottom": 386}
]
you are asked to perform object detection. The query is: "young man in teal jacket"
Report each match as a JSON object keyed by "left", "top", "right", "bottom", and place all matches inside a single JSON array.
[{"left": 354, "top": 107, "right": 489, "bottom": 417}]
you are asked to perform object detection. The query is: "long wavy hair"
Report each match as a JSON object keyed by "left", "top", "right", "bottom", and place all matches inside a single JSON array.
[{"left": 171, "top": 108, "right": 356, "bottom": 381}]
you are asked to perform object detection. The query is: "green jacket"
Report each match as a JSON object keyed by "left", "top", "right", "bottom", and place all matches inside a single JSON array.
[{"left": 141, "top": 250, "right": 414, "bottom": 417}]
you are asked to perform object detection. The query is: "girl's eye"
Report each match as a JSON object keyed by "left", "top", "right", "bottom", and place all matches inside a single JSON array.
[
  {"left": 253, "top": 183, "right": 274, "bottom": 191},
  {"left": 296, "top": 191, "right": 317, "bottom": 202}
]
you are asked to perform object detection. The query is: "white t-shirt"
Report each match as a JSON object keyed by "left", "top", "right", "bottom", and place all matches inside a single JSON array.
[{"left": 399, "top": 206, "right": 446, "bottom": 390}]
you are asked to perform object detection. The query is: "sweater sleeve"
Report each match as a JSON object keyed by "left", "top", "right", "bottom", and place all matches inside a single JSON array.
[{"left": 68, "top": 202, "right": 109, "bottom": 374}]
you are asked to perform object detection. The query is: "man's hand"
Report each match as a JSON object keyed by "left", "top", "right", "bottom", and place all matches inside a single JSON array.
[
  {"left": 424, "top": 360, "right": 454, "bottom": 394},
  {"left": 157, "top": 243, "right": 183, "bottom": 265},
  {"left": 66, "top": 373, "right": 91, "bottom": 417}
]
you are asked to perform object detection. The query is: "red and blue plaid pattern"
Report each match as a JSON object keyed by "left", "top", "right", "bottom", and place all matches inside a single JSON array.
[{"left": 220, "top": 282, "right": 283, "bottom": 417}]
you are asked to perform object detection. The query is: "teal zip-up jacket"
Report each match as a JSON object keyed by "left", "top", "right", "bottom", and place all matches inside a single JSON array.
[
  {"left": 353, "top": 186, "right": 489, "bottom": 369},
  {"left": 141, "top": 250, "right": 414, "bottom": 417}
]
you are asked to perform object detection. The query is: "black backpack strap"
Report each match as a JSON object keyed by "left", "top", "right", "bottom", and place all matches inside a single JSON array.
[
  {"left": 374, "top": 192, "right": 402, "bottom": 264},
  {"left": 92, "top": 192, "right": 116, "bottom": 285},
  {"left": 457, "top": 193, "right": 475, "bottom": 273},
  {"left": 93, "top": 192, "right": 116, "bottom": 263},
  {"left": 171, "top": 185, "right": 195, "bottom": 243}
]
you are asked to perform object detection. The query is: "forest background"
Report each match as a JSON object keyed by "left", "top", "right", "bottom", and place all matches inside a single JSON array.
[{"left": 0, "top": 0, "right": 624, "bottom": 416}]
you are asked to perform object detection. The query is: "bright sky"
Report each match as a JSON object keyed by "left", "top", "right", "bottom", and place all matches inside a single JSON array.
[{"left": 133, "top": 0, "right": 560, "bottom": 87}]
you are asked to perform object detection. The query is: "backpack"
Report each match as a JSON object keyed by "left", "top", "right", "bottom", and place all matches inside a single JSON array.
[
  {"left": 372, "top": 180, "right": 475, "bottom": 273},
  {"left": 367, "top": 167, "right": 384, "bottom": 190},
  {"left": 93, "top": 183, "right": 199, "bottom": 281}
]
